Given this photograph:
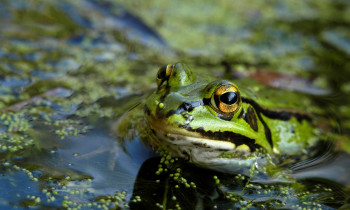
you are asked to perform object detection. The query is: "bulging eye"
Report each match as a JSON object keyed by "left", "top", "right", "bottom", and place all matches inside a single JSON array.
[
  {"left": 210, "top": 84, "right": 240, "bottom": 114},
  {"left": 156, "top": 64, "right": 174, "bottom": 87}
]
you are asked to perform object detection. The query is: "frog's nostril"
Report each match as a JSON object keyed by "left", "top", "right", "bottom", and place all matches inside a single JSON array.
[{"left": 182, "top": 102, "right": 194, "bottom": 112}]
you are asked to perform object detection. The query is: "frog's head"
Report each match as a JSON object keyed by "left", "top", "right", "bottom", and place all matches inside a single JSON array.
[{"left": 145, "top": 63, "right": 273, "bottom": 169}]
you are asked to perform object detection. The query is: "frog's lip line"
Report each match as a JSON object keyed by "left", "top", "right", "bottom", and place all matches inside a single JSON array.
[
  {"left": 149, "top": 119, "right": 252, "bottom": 153},
  {"left": 162, "top": 133, "right": 237, "bottom": 150},
  {"left": 154, "top": 129, "right": 267, "bottom": 169}
]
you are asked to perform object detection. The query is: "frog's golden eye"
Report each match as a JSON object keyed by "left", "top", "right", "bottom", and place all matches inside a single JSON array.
[
  {"left": 211, "top": 84, "right": 240, "bottom": 114},
  {"left": 157, "top": 64, "right": 174, "bottom": 87}
]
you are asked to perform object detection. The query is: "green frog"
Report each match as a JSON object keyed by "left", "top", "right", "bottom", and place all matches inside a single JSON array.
[{"left": 117, "top": 63, "right": 324, "bottom": 172}]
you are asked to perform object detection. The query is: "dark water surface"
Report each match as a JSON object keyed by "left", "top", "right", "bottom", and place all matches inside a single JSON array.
[{"left": 0, "top": 0, "right": 350, "bottom": 209}]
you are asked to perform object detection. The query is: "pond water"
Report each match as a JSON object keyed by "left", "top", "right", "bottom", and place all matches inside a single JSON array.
[{"left": 0, "top": 0, "right": 350, "bottom": 209}]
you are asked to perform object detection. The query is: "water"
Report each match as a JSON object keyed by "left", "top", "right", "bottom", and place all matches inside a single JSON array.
[{"left": 0, "top": 0, "right": 349, "bottom": 209}]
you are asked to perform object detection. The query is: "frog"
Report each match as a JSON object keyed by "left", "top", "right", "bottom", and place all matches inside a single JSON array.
[{"left": 116, "top": 63, "right": 325, "bottom": 172}]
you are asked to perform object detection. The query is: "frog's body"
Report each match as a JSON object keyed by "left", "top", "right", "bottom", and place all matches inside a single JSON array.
[{"left": 118, "top": 63, "right": 322, "bottom": 171}]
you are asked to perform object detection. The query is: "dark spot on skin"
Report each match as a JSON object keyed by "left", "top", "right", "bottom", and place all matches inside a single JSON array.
[
  {"left": 183, "top": 102, "right": 195, "bottom": 112},
  {"left": 172, "top": 69, "right": 178, "bottom": 78},
  {"left": 243, "top": 106, "right": 258, "bottom": 132},
  {"left": 240, "top": 105, "right": 273, "bottom": 148},
  {"left": 180, "top": 125, "right": 260, "bottom": 152},
  {"left": 166, "top": 100, "right": 204, "bottom": 117},
  {"left": 242, "top": 97, "right": 312, "bottom": 122},
  {"left": 203, "top": 98, "right": 210, "bottom": 106}
]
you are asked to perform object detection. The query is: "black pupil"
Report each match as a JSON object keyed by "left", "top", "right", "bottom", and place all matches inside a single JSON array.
[
  {"left": 220, "top": 92, "right": 237, "bottom": 105},
  {"left": 157, "top": 66, "right": 167, "bottom": 79}
]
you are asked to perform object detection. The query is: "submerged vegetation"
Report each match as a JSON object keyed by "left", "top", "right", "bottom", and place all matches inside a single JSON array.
[{"left": 0, "top": 0, "right": 349, "bottom": 209}]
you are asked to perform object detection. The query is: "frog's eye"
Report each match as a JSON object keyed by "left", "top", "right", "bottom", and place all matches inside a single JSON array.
[
  {"left": 156, "top": 64, "right": 174, "bottom": 87},
  {"left": 210, "top": 84, "right": 240, "bottom": 114}
]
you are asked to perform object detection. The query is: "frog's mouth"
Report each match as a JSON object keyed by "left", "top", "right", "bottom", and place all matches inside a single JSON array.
[{"left": 148, "top": 118, "right": 265, "bottom": 168}]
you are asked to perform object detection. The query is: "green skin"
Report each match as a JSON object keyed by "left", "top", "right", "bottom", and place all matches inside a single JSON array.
[
  {"left": 141, "top": 63, "right": 319, "bottom": 169},
  {"left": 116, "top": 63, "right": 320, "bottom": 171}
]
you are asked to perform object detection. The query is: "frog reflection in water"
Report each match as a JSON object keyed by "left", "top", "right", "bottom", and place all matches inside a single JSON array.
[{"left": 118, "top": 63, "right": 323, "bottom": 172}]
